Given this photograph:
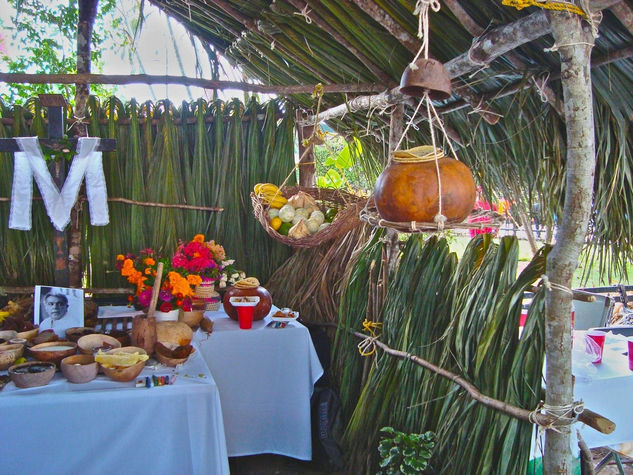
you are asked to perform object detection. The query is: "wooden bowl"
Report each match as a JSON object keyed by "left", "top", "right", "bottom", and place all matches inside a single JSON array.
[
  {"left": 65, "top": 327, "right": 98, "bottom": 343},
  {"left": 61, "top": 354, "right": 98, "bottom": 384},
  {"left": 154, "top": 342, "right": 191, "bottom": 367},
  {"left": 104, "top": 329, "right": 131, "bottom": 347},
  {"left": 9, "top": 361, "right": 56, "bottom": 388},
  {"left": 0, "top": 343, "right": 25, "bottom": 370},
  {"left": 100, "top": 347, "right": 147, "bottom": 382},
  {"left": 16, "top": 328, "right": 39, "bottom": 341},
  {"left": 77, "top": 334, "right": 121, "bottom": 355},
  {"left": 32, "top": 330, "right": 59, "bottom": 345},
  {"left": 29, "top": 341, "right": 77, "bottom": 365}
]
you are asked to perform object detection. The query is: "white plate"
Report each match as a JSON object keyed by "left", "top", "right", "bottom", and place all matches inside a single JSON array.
[
  {"left": 229, "top": 296, "right": 260, "bottom": 307},
  {"left": 270, "top": 310, "right": 299, "bottom": 322}
]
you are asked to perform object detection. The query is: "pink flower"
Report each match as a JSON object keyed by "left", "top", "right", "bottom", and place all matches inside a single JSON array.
[
  {"left": 137, "top": 288, "right": 153, "bottom": 307},
  {"left": 159, "top": 289, "right": 172, "bottom": 302}
]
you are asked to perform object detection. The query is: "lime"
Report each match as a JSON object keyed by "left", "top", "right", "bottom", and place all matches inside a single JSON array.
[
  {"left": 278, "top": 221, "right": 292, "bottom": 236},
  {"left": 324, "top": 207, "right": 338, "bottom": 223}
]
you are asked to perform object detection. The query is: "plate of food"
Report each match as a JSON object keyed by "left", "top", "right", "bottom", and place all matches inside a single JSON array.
[{"left": 270, "top": 308, "right": 299, "bottom": 322}]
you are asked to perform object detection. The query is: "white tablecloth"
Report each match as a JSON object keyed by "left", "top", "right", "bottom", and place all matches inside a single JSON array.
[
  {"left": 0, "top": 346, "right": 229, "bottom": 475},
  {"left": 195, "top": 308, "right": 324, "bottom": 460},
  {"left": 573, "top": 330, "right": 633, "bottom": 449}
]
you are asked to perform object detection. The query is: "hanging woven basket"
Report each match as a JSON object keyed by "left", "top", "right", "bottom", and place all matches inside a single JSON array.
[{"left": 251, "top": 186, "right": 367, "bottom": 248}]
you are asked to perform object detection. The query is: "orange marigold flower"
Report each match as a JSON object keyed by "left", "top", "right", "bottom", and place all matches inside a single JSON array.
[
  {"left": 187, "top": 274, "right": 203, "bottom": 286},
  {"left": 116, "top": 254, "right": 125, "bottom": 261},
  {"left": 144, "top": 267, "right": 152, "bottom": 275},
  {"left": 143, "top": 257, "right": 155, "bottom": 266},
  {"left": 193, "top": 234, "right": 205, "bottom": 243}
]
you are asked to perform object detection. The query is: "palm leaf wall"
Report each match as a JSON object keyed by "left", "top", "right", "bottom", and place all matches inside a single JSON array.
[
  {"left": 0, "top": 95, "right": 295, "bottom": 288},
  {"left": 333, "top": 234, "right": 547, "bottom": 473}
]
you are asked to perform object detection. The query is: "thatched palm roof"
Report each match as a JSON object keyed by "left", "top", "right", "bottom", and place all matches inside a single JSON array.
[{"left": 149, "top": 0, "right": 633, "bottom": 278}]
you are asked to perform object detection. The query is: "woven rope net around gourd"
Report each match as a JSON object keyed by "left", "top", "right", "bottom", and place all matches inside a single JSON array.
[{"left": 251, "top": 186, "right": 368, "bottom": 248}]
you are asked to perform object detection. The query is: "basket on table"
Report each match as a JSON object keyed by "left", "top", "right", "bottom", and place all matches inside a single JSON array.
[{"left": 251, "top": 186, "right": 368, "bottom": 248}]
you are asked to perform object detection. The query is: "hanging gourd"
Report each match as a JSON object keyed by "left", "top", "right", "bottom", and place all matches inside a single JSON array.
[
  {"left": 374, "top": 146, "right": 476, "bottom": 223},
  {"left": 363, "top": 0, "right": 489, "bottom": 233}
]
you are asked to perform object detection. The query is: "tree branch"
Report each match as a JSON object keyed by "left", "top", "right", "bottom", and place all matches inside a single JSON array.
[
  {"left": 314, "top": 321, "right": 614, "bottom": 434},
  {"left": 0, "top": 72, "right": 385, "bottom": 94}
]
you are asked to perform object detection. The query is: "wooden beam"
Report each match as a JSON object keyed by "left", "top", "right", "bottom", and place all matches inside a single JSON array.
[
  {"left": 350, "top": 0, "right": 500, "bottom": 124},
  {"left": 0, "top": 72, "right": 385, "bottom": 94},
  {"left": 286, "top": 0, "right": 395, "bottom": 84},
  {"left": 437, "top": 45, "right": 633, "bottom": 116},
  {"left": 300, "top": 0, "right": 621, "bottom": 125},
  {"left": 609, "top": 1, "right": 633, "bottom": 35},
  {"left": 442, "top": 0, "right": 562, "bottom": 116}
]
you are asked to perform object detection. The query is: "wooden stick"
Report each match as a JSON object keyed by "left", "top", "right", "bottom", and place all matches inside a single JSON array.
[
  {"left": 314, "top": 321, "right": 614, "bottom": 434},
  {"left": 0, "top": 286, "right": 132, "bottom": 294},
  {"left": 147, "top": 262, "right": 164, "bottom": 320},
  {"left": 0, "top": 72, "right": 384, "bottom": 94},
  {"left": 0, "top": 196, "right": 223, "bottom": 212}
]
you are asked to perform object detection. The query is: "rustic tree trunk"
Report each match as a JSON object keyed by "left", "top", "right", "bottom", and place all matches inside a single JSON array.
[
  {"left": 544, "top": 10, "right": 597, "bottom": 474},
  {"left": 69, "top": 0, "right": 99, "bottom": 288}
]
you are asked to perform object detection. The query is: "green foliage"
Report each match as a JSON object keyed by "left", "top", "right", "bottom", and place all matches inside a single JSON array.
[
  {"left": 315, "top": 135, "right": 372, "bottom": 191},
  {"left": 0, "top": 0, "right": 132, "bottom": 102},
  {"left": 377, "top": 427, "right": 435, "bottom": 475}
]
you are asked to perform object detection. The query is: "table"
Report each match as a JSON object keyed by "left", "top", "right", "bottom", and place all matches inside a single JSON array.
[
  {"left": 573, "top": 330, "right": 633, "bottom": 449},
  {"left": 195, "top": 308, "right": 324, "bottom": 460},
  {"left": 0, "top": 346, "right": 229, "bottom": 475}
]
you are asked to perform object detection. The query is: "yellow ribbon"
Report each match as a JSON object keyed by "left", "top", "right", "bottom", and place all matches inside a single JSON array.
[{"left": 357, "top": 319, "right": 383, "bottom": 357}]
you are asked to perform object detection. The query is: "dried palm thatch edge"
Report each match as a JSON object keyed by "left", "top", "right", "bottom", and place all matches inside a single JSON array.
[
  {"left": 314, "top": 321, "right": 614, "bottom": 435},
  {"left": 251, "top": 186, "right": 368, "bottom": 248}
]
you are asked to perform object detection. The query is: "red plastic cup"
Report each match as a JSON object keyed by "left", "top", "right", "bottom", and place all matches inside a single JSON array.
[
  {"left": 236, "top": 305, "right": 255, "bottom": 330},
  {"left": 628, "top": 338, "right": 633, "bottom": 371},
  {"left": 585, "top": 330, "right": 606, "bottom": 363}
]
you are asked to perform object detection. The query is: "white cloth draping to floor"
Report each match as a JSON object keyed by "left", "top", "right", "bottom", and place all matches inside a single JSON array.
[
  {"left": 0, "top": 346, "right": 229, "bottom": 475},
  {"left": 195, "top": 308, "right": 324, "bottom": 460}
]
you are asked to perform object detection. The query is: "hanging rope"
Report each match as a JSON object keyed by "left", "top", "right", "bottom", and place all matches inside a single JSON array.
[{"left": 409, "top": 0, "right": 441, "bottom": 70}]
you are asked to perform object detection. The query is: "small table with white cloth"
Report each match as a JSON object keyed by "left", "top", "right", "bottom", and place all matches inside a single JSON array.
[
  {"left": 0, "top": 345, "right": 229, "bottom": 475},
  {"left": 195, "top": 307, "right": 324, "bottom": 460},
  {"left": 572, "top": 330, "right": 633, "bottom": 449}
]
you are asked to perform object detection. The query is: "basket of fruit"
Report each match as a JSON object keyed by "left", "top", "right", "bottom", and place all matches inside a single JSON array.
[{"left": 251, "top": 184, "right": 367, "bottom": 248}]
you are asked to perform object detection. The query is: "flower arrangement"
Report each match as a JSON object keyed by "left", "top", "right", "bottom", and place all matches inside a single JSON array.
[
  {"left": 116, "top": 235, "right": 244, "bottom": 311},
  {"left": 116, "top": 248, "right": 200, "bottom": 312}
]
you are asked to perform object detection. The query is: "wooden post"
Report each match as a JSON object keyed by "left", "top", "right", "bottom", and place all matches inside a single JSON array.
[
  {"left": 39, "top": 94, "right": 71, "bottom": 288},
  {"left": 69, "top": 0, "right": 99, "bottom": 288},
  {"left": 544, "top": 10, "right": 598, "bottom": 474},
  {"left": 296, "top": 110, "right": 316, "bottom": 187}
]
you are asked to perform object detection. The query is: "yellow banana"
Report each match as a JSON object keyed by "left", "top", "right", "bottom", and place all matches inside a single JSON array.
[{"left": 254, "top": 183, "right": 279, "bottom": 194}]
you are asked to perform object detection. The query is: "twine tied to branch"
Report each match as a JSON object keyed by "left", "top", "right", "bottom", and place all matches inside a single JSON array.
[
  {"left": 529, "top": 401, "right": 585, "bottom": 433},
  {"left": 358, "top": 319, "right": 382, "bottom": 357},
  {"left": 541, "top": 274, "right": 573, "bottom": 295}
]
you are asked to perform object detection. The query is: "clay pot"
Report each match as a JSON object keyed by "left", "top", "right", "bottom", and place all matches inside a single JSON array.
[
  {"left": 400, "top": 58, "right": 452, "bottom": 101},
  {"left": 223, "top": 285, "right": 272, "bottom": 321},
  {"left": 179, "top": 310, "right": 204, "bottom": 329},
  {"left": 374, "top": 152, "right": 476, "bottom": 224}
]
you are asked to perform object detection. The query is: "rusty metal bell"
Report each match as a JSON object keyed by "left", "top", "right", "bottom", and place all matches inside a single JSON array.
[{"left": 399, "top": 58, "right": 452, "bottom": 101}]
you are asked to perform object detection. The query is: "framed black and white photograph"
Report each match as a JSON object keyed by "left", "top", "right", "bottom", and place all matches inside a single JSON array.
[{"left": 34, "top": 286, "right": 84, "bottom": 337}]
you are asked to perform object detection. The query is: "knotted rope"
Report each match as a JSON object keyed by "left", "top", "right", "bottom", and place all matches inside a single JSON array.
[{"left": 529, "top": 401, "right": 585, "bottom": 433}]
